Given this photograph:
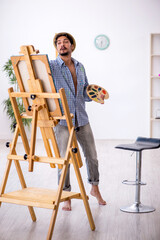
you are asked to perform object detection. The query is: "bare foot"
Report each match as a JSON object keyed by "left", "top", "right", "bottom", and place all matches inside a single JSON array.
[
  {"left": 62, "top": 199, "right": 72, "bottom": 211},
  {"left": 90, "top": 185, "right": 106, "bottom": 205}
]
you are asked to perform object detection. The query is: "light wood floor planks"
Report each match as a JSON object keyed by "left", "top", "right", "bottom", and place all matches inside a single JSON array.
[{"left": 0, "top": 139, "right": 160, "bottom": 240}]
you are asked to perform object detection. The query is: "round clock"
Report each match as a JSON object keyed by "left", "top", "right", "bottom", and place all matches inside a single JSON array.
[{"left": 94, "top": 34, "right": 110, "bottom": 50}]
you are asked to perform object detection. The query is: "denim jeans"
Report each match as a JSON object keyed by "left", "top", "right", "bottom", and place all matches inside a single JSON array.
[{"left": 55, "top": 123, "right": 99, "bottom": 191}]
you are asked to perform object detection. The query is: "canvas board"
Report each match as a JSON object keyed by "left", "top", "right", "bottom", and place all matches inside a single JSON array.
[
  {"left": 17, "top": 58, "right": 56, "bottom": 111},
  {"left": 11, "top": 53, "right": 61, "bottom": 116}
]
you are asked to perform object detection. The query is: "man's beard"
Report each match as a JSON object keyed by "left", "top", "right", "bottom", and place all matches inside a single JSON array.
[{"left": 59, "top": 52, "right": 69, "bottom": 56}]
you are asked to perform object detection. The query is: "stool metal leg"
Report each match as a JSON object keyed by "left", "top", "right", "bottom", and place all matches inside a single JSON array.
[
  {"left": 120, "top": 152, "right": 155, "bottom": 213},
  {"left": 135, "top": 151, "right": 142, "bottom": 205}
]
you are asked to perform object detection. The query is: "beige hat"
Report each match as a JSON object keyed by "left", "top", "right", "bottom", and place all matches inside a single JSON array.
[{"left": 53, "top": 32, "right": 76, "bottom": 51}]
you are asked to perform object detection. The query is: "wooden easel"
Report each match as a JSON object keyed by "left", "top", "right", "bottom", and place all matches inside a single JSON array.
[{"left": 0, "top": 45, "right": 95, "bottom": 240}]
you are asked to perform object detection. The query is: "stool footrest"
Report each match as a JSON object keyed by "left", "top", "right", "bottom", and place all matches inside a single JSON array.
[{"left": 122, "top": 180, "right": 146, "bottom": 186}]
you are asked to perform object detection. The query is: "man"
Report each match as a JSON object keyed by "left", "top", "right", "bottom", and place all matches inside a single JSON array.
[{"left": 50, "top": 32, "right": 106, "bottom": 211}]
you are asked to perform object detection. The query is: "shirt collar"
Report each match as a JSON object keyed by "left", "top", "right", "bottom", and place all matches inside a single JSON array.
[{"left": 56, "top": 55, "right": 79, "bottom": 67}]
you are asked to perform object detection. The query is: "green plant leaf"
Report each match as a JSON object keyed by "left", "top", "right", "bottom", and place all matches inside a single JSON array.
[{"left": 2, "top": 59, "right": 31, "bottom": 132}]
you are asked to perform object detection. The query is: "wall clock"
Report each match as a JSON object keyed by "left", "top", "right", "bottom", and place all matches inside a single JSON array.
[{"left": 94, "top": 34, "right": 110, "bottom": 50}]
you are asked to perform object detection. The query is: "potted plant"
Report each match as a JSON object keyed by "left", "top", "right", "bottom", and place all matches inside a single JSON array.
[{"left": 2, "top": 59, "right": 31, "bottom": 132}]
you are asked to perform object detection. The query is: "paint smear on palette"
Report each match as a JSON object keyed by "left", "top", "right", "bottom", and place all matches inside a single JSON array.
[
  {"left": 91, "top": 95, "right": 97, "bottom": 98},
  {"left": 87, "top": 85, "right": 92, "bottom": 91},
  {"left": 89, "top": 92, "right": 96, "bottom": 95},
  {"left": 92, "top": 88, "right": 97, "bottom": 92}
]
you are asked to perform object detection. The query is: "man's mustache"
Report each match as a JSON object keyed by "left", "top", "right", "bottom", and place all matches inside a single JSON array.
[{"left": 60, "top": 47, "right": 67, "bottom": 50}]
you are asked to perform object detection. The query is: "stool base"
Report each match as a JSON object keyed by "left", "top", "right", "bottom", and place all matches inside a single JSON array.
[{"left": 120, "top": 203, "right": 155, "bottom": 213}]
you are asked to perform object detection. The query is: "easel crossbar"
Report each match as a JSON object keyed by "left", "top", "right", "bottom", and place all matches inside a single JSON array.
[
  {"left": 7, "top": 154, "right": 66, "bottom": 165},
  {"left": 20, "top": 114, "right": 74, "bottom": 120},
  {"left": 10, "top": 92, "right": 61, "bottom": 99}
]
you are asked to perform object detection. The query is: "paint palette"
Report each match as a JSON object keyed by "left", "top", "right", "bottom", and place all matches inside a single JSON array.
[{"left": 87, "top": 84, "right": 109, "bottom": 104}]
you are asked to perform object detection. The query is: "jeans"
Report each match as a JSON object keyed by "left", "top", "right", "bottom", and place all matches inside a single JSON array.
[{"left": 55, "top": 123, "right": 99, "bottom": 191}]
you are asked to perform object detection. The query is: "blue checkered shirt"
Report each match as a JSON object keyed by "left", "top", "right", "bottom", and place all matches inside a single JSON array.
[{"left": 50, "top": 56, "right": 91, "bottom": 127}]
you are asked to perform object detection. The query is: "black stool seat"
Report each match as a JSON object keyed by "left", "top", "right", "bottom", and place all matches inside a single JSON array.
[{"left": 116, "top": 137, "right": 160, "bottom": 152}]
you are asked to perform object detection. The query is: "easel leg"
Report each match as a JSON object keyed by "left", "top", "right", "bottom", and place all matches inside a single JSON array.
[
  {"left": 0, "top": 124, "right": 20, "bottom": 205},
  {"left": 0, "top": 124, "right": 36, "bottom": 221},
  {"left": 70, "top": 150, "right": 95, "bottom": 231},
  {"left": 14, "top": 159, "right": 36, "bottom": 221},
  {"left": 47, "top": 160, "right": 70, "bottom": 240},
  {"left": 46, "top": 209, "right": 57, "bottom": 240},
  {"left": 29, "top": 106, "right": 38, "bottom": 172},
  {"left": 0, "top": 159, "right": 12, "bottom": 207}
]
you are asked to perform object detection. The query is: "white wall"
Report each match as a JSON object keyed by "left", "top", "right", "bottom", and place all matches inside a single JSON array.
[{"left": 0, "top": 0, "right": 160, "bottom": 139}]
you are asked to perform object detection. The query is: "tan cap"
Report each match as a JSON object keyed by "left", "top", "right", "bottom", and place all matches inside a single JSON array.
[{"left": 53, "top": 32, "right": 76, "bottom": 51}]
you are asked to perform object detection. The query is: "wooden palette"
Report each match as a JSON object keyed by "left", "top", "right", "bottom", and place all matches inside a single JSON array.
[{"left": 87, "top": 84, "right": 109, "bottom": 104}]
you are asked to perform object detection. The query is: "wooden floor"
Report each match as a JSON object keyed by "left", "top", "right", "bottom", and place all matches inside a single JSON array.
[{"left": 0, "top": 139, "right": 160, "bottom": 240}]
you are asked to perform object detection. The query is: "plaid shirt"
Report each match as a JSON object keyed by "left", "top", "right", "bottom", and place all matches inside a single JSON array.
[{"left": 50, "top": 56, "right": 91, "bottom": 127}]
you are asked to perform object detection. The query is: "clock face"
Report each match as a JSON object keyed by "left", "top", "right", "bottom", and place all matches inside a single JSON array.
[{"left": 94, "top": 35, "right": 110, "bottom": 50}]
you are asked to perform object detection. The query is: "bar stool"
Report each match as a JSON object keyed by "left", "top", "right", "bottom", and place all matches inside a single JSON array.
[{"left": 115, "top": 137, "right": 160, "bottom": 213}]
